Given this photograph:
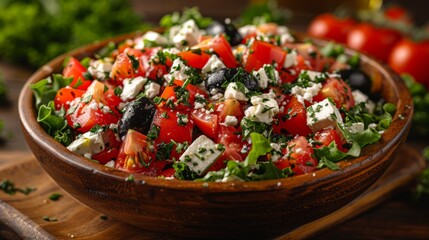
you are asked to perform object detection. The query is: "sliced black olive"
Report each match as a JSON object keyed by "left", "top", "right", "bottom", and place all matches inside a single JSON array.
[
  {"left": 206, "top": 68, "right": 259, "bottom": 93},
  {"left": 338, "top": 69, "right": 372, "bottom": 94},
  {"left": 206, "top": 19, "right": 242, "bottom": 46},
  {"left": 118, "top": 97, "right": 156, "bottom": 139}
]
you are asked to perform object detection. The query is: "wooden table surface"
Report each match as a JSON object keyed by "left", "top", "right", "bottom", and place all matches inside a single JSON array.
[{"left": 1, "top": 61, "right": 428, "bottom": 239}]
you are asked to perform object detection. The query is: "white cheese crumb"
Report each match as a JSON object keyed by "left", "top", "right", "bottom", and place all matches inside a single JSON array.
[
  {"left": 244, "top": 93, "right": 279, "bottom": 124},
  {"left": 224, "top": 82, "right": 249, "bottom": 101},
  {"left": 291, "top": 82, "right": 322, "bottom": 104},
  {"left": 179, "top": 135, "right": 224, "bottom": 175},
  {"left": 306, "top": 98, "right": 343, "bottom": 133},
  {"left": 283, "top": 50, "right": 297, "bottom": 68},
  {"left": 171, "top": 19, "right": 202, "bottom": 49},
  {"left": 67, "top": 131, "right": 105, "bottom": 157},
  {"left": 120, "top": 77, "right": 147, "bottom": 101},
  {"left": 221, "top": 115, "right": 238, "bottom": 127},
  {"left": 201, "top": 55, "right": 226, "bottom": 75},
  {"left": 144, "top": 82, "right": 161, "bottom": 99}
]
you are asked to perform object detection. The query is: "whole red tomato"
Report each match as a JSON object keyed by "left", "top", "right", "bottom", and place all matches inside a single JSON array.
[
  {"left": 388, "top": 39, "right": 429, "bottom": 87},
  {"left": 307, "top": 13, "right": 356, "bottom": 43},
  {"left": 346, "top": 23, "right": 402, "bottom": 62}
]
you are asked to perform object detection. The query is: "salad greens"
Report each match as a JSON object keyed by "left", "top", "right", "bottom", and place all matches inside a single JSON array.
[{"left": 31, "top": 74, "right": 74, "bottom": 146}]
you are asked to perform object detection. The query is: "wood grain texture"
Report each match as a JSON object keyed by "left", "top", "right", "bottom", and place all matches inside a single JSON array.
[{"left": 0, "top": 145, "right": 424, "bottom": 239}]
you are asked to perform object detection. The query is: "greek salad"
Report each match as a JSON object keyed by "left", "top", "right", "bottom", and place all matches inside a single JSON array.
[{"left": 32, "top": 14, "right": 395, "bottom": 182}]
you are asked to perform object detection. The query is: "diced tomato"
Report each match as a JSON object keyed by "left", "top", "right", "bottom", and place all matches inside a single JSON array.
[
  {"left": 244, "top": 40, "right": 286, "bottom": 72},
  {"left": 151, "top": 108, "right": 193, "bottom": 160},
  {"left": 215, "top": 99, "right": 244, "bottom": 123},
  {"left": 92, "top": 148, "right": 119, "bottom": 165},
  {"left": 275, "top": 158, "right": 291, "bottom": 171},
  {"left": 54, "top": 87, "right": 85, "bottom": 111},
  {"left": 313, "top": 78, "right": 355, "bottom": 110},
  {"left": 110, "top": 52, "right": 144, "bottom": 85},
  {"left": 159, "top": 80, "right": 208, "bottom": 110},
  {"left": 314, "top": 129, "right": 346, "bottom": 152},
  {"left": 115, "top": 130, "right": 165, "bottom": 176},
  {"left": 195, "top": 35, "right": 237, "bottom": 68},
  {"left": 279, "top": 55, "right": 311, "bottom": 84},
  {"left": 138, "top": 48, "right": 172, "bottom": 80},
  {"left": 191, "top": 109, "right": 219, "bottom": 140},
  {"left": 63, "top": 57, "right": 92, "bottom": 90},
  {"left": 177, "top": 49, "right": 211, "bottom": 69},
  {"left": 159, "top": 168, "right": 176, "bottom": 178},
  {"left": 293, "top": 43, "right": 329, "bottom": 72},
  {"left": 273, "top": 96, "right": 312, "bottom": 136},
  {"left": 283, "top": 136, "right": 318, "bottom": 175},
  {"left": 210, "top": 125, "right": 249, "bottom": 171},
  {"left": 66, "top": 81, "right": 120, "bottom": 133}
]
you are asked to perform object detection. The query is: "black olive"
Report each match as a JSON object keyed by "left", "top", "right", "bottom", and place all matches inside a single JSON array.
[
  {"left": 206, "top": 19, "right": 242, "bottom": 46},
  {"left": 206, "top": 68, "right": 259, "bottom": 93},
  {"left": 338, "top": 69, "right": 372, "bottom": 94},
  {"left": 118, "top": 97, "right": 156, "bottom": 139}
]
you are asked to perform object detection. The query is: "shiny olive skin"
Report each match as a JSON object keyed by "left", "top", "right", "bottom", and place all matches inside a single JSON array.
[
  {"left": 338, "top": 69, "right": 372, "bottom": 94},
  {"left": 206, "top": 19, "right": 242, "bottom": 46},
  {"left": 118, "top": 97, "right": 156, "bottom": 139},
  {"left": 206, "top": 68, "right": 259, "bottom": 93}
]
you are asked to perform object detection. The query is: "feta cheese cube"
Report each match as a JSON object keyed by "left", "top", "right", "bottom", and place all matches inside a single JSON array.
[
  {"left": 135, "top": 31, "right": 168, "bottom": 49},
  {"left": 283, "top": 50, "right": 297, "bottom": 68},
  {"left": 291, "top": 82, "right": 322, "bottom": 104},
  {"left": 221, "top": 115, "right": 238, "bottom": 127},
  {"left": 244, "top": 93, "right": 279, "bottom": 124},
  {"left": 253, "top": 64, "right": 280, "bottom": 89},
  {"left": 165, "top": 58, "right": 189, "bottom": 83},
  {"left": 224, "top": 82, "right": 249, "bottom": 101},
  {"left": 144, "top": 82, "right": 161, "bottom": 99},
  {"left": 352, "top": 90, "right": 375, "bottom": 113},
  {"left": 179, "top": 135, "right": 225, "bottom": 175},
  {"left": 67, "top": 131, "right": 105, "bottom": 157},
  {"left": 120, "top": 77, "right": 148, "bottom": 101},
  {"left": 306, "top": 98, "right": 343, "bottom": 133},
  {"left": 88, "top": 59, "right": 113, "bottom": 80},
  {"left": 201, "top": 55, "right": 226, "bottom": 75},
  {"left": 171, "top": 19, "right": 202, "bottom": 49},
  {"left": 238, "top": 25, "right": 257, "bottom": 37}
]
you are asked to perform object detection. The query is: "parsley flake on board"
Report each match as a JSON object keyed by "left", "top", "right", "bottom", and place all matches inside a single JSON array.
[{"left": 0, "top": 179, "right": 36, "bottom": 195}]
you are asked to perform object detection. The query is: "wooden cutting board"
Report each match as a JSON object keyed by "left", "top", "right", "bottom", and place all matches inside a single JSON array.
[{"left": 0, "top": 144, "right": 426, "bottom": 240}]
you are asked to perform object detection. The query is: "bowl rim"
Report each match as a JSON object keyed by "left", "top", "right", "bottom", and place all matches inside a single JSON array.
[{"left": 18, "top": 31, "right": 414, "bottom": 192}]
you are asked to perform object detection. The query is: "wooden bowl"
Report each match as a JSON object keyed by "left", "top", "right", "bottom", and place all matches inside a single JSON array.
[{"left": 18, "top": 33, "right": 413, "bottom": 239}]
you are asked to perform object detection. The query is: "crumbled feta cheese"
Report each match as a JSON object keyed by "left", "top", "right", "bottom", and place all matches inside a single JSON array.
[
  {"left": 221, "top": 115, "right": 238, "bottom": 127},
  {"left": 306, "top": 98, "right": 343, "bottom": 133},
  {"left": 144, "top": 82, "right": 161, "bottom": 99},
  {"left": 194, "top": 93, "right": 207, "bottom": 109},
  {"left": 304, "top": 70, "right": 328, "bottom": 82},
  {"left": 164, "top": 58, "right": 189, "bottom": 83},
  {"left": 201, "top": 55, "right": 226, "bottom": 75},
  {"left": 253, "top": 64, "right": 280, "bottom": 89},
  {"left": 244, "top": 93, "right": 279, "bottom": 124},
  {"left": 238, "top": 25, "right": 257, "bottom": 37},
  {"left": 210, "top": 93, "right": 224, "bottom": 101},
  {"left": 291, "top": 82, "right": 322, "bottom": 104},
  {"left": 352, "top": 90, "right": 375, "bottom": 113},
  {"left": 120, "top": 77, "right": 148, "bottom": 101},
  {"left": 88, "top": 59, "right": 113, "bottom": 80},
  {"left": 179, "top": 135, "right": 225, "bottom": 175},
  {"left": 134, "top": 31, "right": 168, "bottom": 49},
  {"left": 283, "top": 50, "right": 297, "bottom": 68},
  {"left": 171, "top": 19, "right": 202, "bottom": 49},
  {"left": 67, "top": 131, "right": 105, "bottom": 157},
  {"left": 224, "top": 82, "right": 249, "bottom": 101}
]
